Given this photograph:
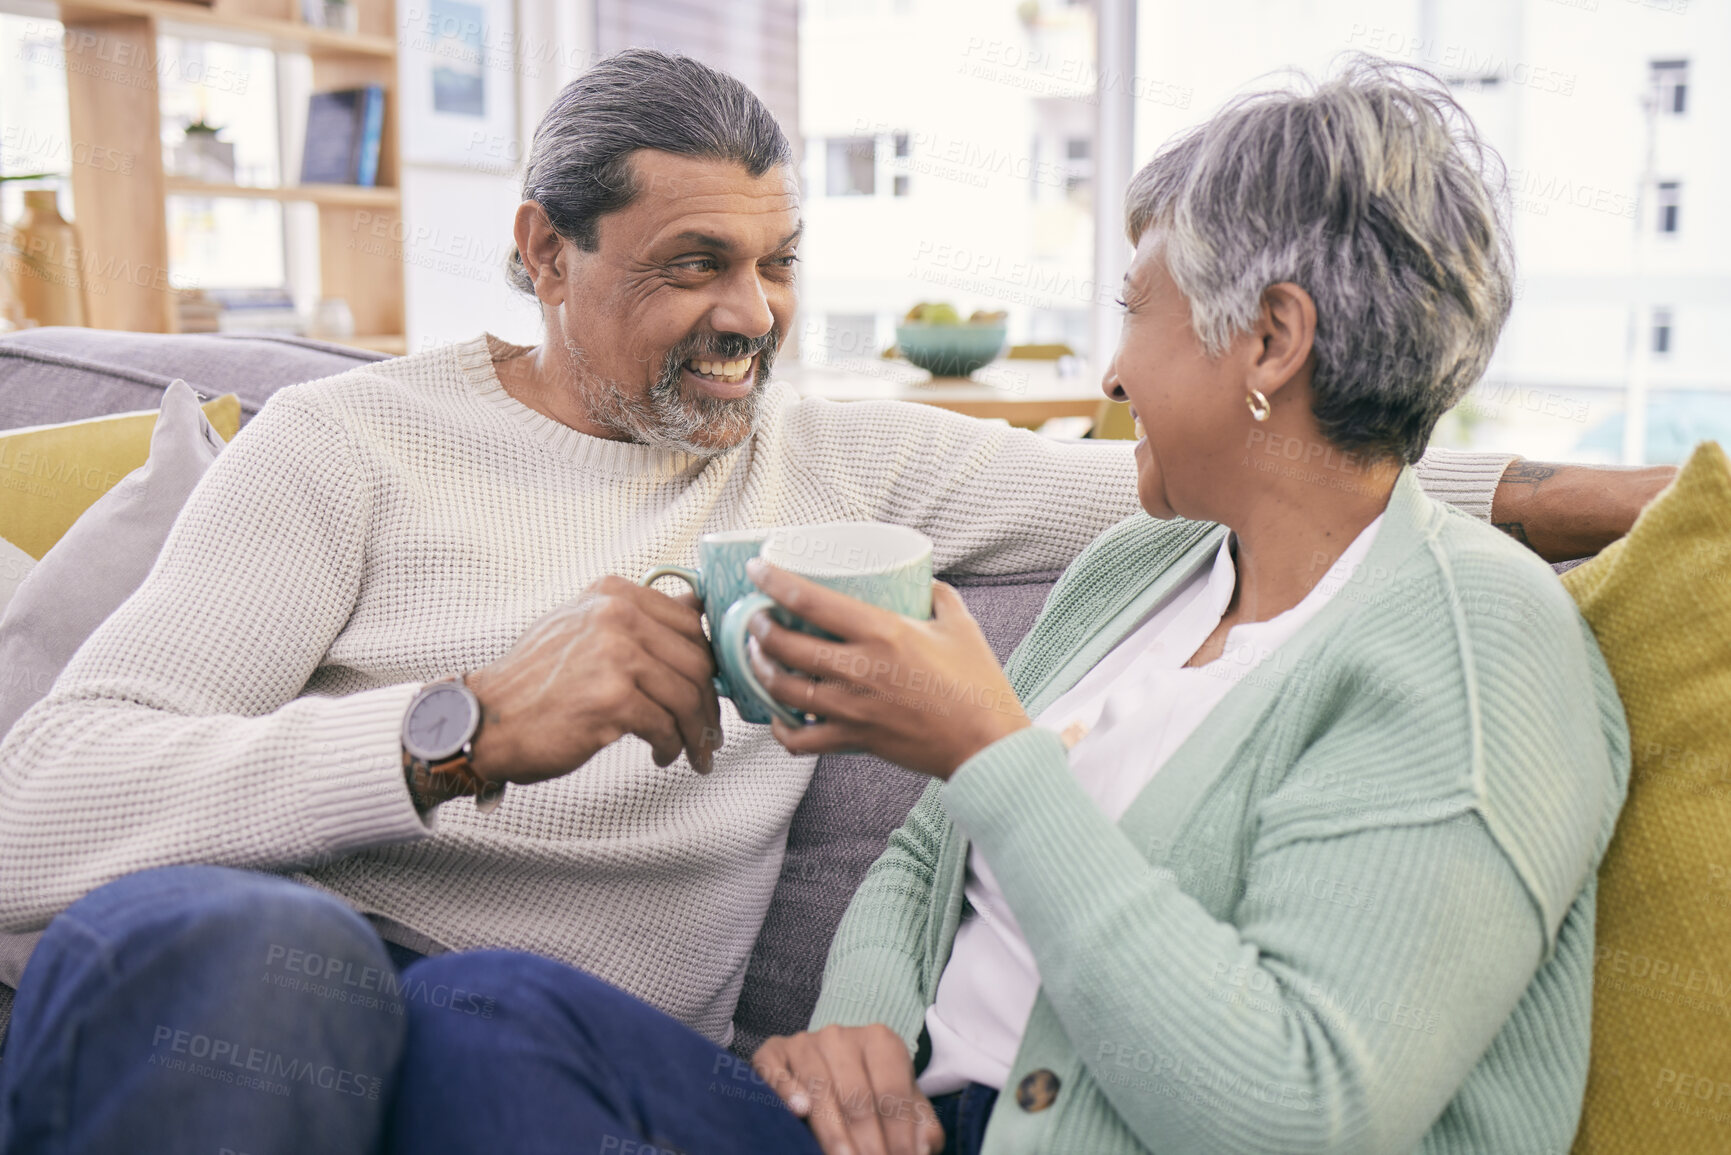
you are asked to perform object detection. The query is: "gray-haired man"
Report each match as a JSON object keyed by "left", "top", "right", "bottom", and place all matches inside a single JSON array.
[{"left": 0, "top": 49, "right": 1667, "bottom": 1153}]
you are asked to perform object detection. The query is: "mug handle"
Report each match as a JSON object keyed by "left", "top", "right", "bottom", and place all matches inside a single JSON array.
[
  {"left": 716, "top": 593, "right": 807, "bottom": 728},
  {"left": 638, "top": 564, "right": 703, "bottom": 600}
]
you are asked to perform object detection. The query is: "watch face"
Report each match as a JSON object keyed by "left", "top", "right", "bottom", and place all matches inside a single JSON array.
[{"left": 405, "top": 683, "right": 479, "bottom": 761}]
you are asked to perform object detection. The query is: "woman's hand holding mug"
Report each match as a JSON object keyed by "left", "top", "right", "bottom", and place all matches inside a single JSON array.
[{"left": 743, "top": 557, "right": 1030, "bottom": 779}]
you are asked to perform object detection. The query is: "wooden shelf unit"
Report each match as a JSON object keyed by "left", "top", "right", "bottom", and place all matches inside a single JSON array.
[
  {"left": 57, "top": 0, "right": 396, "bottom": 56},
  {"left": 55, "top": 0, "right": 405, "bottom": 346},
  {"left": 330, "top": 332, "right": 407, "bottom": 354},
  {"left": 163, "top": 177, "right": 402, "bottom": 208}
]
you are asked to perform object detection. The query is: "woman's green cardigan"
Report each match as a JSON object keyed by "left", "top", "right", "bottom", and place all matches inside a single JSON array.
[{"left": 808, "top": 469, "right": 1629, "bottom": 1154}]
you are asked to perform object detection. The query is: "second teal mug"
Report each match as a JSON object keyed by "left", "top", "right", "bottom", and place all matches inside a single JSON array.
[
  {"left": 716, "top": 522, "right": 933, "bottom": 727},
  {"left": 639, "top": 522, "right": 933, "bottom": 727}
]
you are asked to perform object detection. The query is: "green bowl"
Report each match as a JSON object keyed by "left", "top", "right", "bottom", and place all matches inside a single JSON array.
[{"left": 895, "top": 323, "right": 1007, "bottom": 378}]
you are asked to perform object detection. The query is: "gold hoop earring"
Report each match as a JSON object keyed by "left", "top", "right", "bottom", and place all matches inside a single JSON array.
[{"left": 1246, "top": 389, "right": 1271, "bottom": 422}]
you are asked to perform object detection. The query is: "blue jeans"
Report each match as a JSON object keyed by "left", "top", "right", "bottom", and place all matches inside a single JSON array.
[
  {"left": 0, "top": 865, "right": 823, "bottom": 1155},
  {"left": 928, "top": 1083, "right": 999, "bottom": 1155}
]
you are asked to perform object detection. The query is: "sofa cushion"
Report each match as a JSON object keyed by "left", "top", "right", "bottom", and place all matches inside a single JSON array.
[
  {"left": 729, "top": 570, "right": 1060, "bottom": 1056},
  {"left": 0, "top": 328, "right": 384, "bottom": 431},
  {"left": 1563, "top": 441, "right": 1731, "bottom": 1154}
]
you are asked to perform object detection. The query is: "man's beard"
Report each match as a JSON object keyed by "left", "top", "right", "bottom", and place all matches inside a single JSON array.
[{"left": 577, "top": 330, "right": 779, "bottom": 457}]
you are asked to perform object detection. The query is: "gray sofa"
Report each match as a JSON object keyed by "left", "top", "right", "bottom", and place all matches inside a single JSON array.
[{"left": 0, "top": 327, "right": 1065, "bottom": 1058}]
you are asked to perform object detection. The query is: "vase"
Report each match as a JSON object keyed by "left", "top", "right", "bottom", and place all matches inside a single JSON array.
[
  {"left": 11, "top": 189, "right": 86, "bottom": 328},
  {"left": 309, "top": 296, "right": 355, "bottom": 340},
  {"left": 0, "top": 223, "right": 29, "bottom": 332}
]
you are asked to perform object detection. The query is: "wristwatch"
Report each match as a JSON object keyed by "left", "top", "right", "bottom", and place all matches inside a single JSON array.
[{"left": 401, "top": 675, "right": 504, "bottom": 813}]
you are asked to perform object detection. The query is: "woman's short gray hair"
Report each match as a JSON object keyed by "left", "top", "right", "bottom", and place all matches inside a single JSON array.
[
  {"left": 506, "top": 49, "right": 793, "bottom": 294},
  {"left": 1125, "top": 56, "right": 1513, "bottom": 463}
]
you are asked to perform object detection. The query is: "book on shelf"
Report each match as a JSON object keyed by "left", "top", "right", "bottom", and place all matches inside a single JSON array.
[
  {"left": 300, "top": 86, "right": 385, "bottom": 187},
  {"left": 176, "top": 287, "right": 304, "bottom": 336},
  {"left": 174, "top": 289, "right": 222, "bottom": 333}
]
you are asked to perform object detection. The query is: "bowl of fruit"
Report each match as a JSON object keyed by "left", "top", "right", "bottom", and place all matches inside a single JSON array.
[{"left": 894, "top": 303, "right": 1008, "bottom": 378}]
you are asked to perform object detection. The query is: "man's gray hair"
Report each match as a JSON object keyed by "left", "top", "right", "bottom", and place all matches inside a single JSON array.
[
  {"left": 1125, "top": 56, "right": 1513, "bottom": 463},
  {"left": 506, "top": 49, "right": 793, "bottom": 293}
]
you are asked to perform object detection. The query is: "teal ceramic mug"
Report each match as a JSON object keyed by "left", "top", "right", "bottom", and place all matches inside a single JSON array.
[
  {"left": 638, "top": 528, "right": 776, "bottom": 723},
  {"left": 715, "top": 522, "right": 933, "bottom": 727}
]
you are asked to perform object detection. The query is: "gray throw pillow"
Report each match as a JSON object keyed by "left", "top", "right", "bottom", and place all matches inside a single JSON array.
[{"left": 0, "top": 378, "right": 228, "bottom": 737}]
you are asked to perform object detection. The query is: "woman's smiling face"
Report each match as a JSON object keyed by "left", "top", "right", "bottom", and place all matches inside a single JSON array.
[{"left": 1106, "top": 228, "right": 1251, "bottom": 522}]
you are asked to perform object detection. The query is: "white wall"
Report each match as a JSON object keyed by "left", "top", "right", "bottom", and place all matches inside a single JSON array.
[
  {"left": 399, "top": 165, "right": 542, "bottom": 349},
  {"left": 395, "top": 0, "right": 595, "bottom": 350}
]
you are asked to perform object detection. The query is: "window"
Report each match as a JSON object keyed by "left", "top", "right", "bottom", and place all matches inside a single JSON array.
[
  {"left": 1061, "top": 133, "right": 1093, "bottom": 199},
  {"left": 824, "top": 137, "right": 876, "bottom": 196},
  {"left": 0, "top": 15, "right": 74, "bottom": 224},
  {"left": 799, "top": 0, "right": 1101, "bottom": 359},
  {"left": 1651, "top": 60, "right": 1688, "bottom": 116},
  {"left": 158, "top": 36, "right": 285, "bottom": 291},
  {"left": 810, "top": 312, "right": 879, "bottom": 363},
  {"left": 1656, "top": 181, "right": 1680, "bottom": 235},
  {"left": 1133, "top": 3, "right": 1728, "bottom": 466}
]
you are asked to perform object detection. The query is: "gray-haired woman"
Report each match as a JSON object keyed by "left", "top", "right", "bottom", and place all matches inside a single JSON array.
[{"left": 745, "top": 59, "right": 1628, "bottom": 1155}]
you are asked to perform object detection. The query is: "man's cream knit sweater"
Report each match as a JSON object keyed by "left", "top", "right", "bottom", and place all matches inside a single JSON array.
[{"left": 0, "top": 334, "right": 1513, "bottom": 1043}]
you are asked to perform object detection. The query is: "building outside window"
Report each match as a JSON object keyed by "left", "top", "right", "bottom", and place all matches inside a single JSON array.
[
  {"left": 798, "top": 0, "right": 1101, "bottom": 364},
  {"left": 1656, "top": 181, "right": 1680, "bottom": 235},
  {"left": 1063, "top": 136, "right": 1092, "bottom": 196},
  {"left": 824, "top": 137, "right": 876, "bottom": 196},
  {"left": 1651, "top": 59, "right": 1688, "bottom": 115},
  {"left": 1652, "top": 308, "right": 1673, "bottom": 357},
  {"left": 1134, "top": 0, "right": 1728, "bottom": 466}
]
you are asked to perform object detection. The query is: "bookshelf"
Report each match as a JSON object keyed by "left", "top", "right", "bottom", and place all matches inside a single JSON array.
[
  {"left": 161, "top": 178, "right": 402, "bottom": 208},
  {"left": 51, "top": 0, "right": 405, "bottom": 350}
]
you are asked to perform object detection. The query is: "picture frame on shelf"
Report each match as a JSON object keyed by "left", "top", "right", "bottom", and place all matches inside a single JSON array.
[{"left": 398, "top": 0, "right": 517, "bottom": 171}]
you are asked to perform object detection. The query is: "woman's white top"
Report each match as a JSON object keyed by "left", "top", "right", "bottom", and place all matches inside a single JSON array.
[{"left": 917, "top": 516, "right": 1385, "bottom": 1095}]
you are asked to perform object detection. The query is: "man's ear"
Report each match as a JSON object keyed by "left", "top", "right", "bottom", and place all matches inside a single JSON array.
[
  {"left": 1249, "top": 281, "right": 1317, "bottom": 400},
  {"left": 514, "top": 201, "right": 570, "bottom": 306}
]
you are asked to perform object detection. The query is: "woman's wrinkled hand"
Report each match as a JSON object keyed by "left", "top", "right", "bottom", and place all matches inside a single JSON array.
[
  {"left": 752, "top": 1024, "right": 946, "bottom": 1155},
  {"left": 743, "top": 557, "right": 1030, "bottom": 779}
]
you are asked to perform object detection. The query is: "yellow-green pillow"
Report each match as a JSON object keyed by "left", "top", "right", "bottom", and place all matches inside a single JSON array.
[
  {"left": 1566, "top": 441, "right": 1731, "bottom": 1154},
  {"left": 0, "top": 394, "right": 240, "bottom": 560}
]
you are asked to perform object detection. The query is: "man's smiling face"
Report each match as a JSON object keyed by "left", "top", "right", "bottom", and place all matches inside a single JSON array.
[{"left": 540, "top": 150, "right": 802, "bottom": 455}]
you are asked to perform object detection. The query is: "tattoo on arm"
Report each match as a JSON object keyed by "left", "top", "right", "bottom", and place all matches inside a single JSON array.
[
  {"left": 1501, "top": 462, "right": 1557, "bottom": 487},
  {"left": 1494, "top": 521, "right": 1532, "bottom": 546}
]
